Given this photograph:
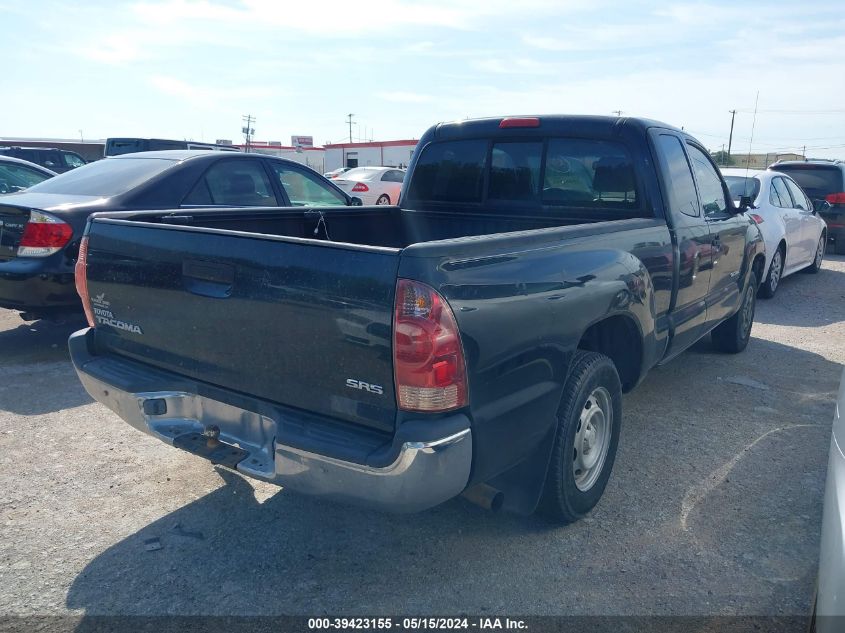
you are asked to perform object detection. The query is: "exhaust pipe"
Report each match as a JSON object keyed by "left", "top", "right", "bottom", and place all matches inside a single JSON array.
[{"left": 461, "top": 483, "right": 504, "bottom": 512}]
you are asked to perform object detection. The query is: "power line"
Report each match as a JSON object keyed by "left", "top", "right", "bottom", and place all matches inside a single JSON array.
[{"left": 735, "top": 108, "right": 845, "bottom": 114}]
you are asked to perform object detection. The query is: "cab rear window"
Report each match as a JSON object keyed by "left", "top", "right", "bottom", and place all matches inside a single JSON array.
[{"left": 405, "top": 138, "right": 641, "bottom": 215}]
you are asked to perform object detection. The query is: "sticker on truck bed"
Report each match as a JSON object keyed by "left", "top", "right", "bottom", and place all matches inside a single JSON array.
[{"left": 91, "top": 293, "right": 144, "bottom": 335}]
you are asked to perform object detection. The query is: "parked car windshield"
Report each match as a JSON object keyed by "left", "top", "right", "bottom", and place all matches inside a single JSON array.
[
  {"left": 25, "top": 157, "right": 179, "bottom": 197},
  {"left": 770, "top": 165, "right": 844, "bottom": 199},
  {"left": 724, "top": 176, "right": 761, "bottom": 202}
]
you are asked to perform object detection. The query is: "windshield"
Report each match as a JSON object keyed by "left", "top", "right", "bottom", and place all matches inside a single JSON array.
[
  {"left": 723, "top": 176, "right": 761, "bottom": 202},
  {"left": 770, "top": 165, "right": 844, "bottom": 200},
  {"left": 25, "top": 157, "right": 179, "bottom": 197}
]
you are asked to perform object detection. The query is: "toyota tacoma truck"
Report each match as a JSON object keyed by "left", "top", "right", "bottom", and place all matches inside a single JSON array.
[{"left": 69, "top": 116, "right": 765, "bottom": 523}]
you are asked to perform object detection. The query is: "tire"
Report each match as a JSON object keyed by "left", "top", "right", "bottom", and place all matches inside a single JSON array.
[
  {"left": 711, "top": 270, "right": 758, "bottom": 353},
  {"left": 376, "top": 194, "right": 390, "bottom": 205},
  {"left": 758, "top": 245, "right": 783, "bottom": 298},
  {"left": 803, "top": 234, "right": 825, "bottom": 274},
  {"left": 537, "top": 350, "right": 622, "bottom": 524}
]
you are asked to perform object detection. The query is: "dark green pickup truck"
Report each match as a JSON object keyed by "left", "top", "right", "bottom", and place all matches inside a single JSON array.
[{"left": 69, "top": 115, "right": 765, "bottom": 523}]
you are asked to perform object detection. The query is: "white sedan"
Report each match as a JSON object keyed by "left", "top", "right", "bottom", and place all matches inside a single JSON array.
[
  {"left": 722, "top": 168, "right": 827, "bottom": 298},
  {"left": 332, "top": 167, "right": 405, "bottom": 206}
]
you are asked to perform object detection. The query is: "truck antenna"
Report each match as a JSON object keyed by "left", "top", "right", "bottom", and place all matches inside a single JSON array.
[{"left": 743, "top": 91, "right": 760, "bottom": 196}]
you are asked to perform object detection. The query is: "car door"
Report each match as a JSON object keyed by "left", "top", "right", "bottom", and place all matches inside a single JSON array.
[
  {"left": 685, "top": 143, "right": 746, "bottom": 330},
  {"left": 651, "top": 132, "right": 712, "bottom": 359},
  {"left": 181, "top": 157, "right": 280, "bottom": 207},
  {"left": 771, "top": 176, "right": 804, "bottom": 268},
  {"left": 783, "top": 176, "right": 818, "bottom": 266}
]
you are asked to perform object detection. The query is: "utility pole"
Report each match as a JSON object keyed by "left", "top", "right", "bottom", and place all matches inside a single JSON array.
[
  {"left": 242, "top": 114, "right": 256, "bottom": 153},
  {"left": 727, "top": 109, "right": 736, "bottom": 159},
  {"left": 346, "top": 114, "right": 355, "bottom": 143}
]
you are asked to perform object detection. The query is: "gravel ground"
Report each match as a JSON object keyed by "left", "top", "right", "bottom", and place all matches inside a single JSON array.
[{"left": 0, "top": 255, "right": 843, "bottom": 622}]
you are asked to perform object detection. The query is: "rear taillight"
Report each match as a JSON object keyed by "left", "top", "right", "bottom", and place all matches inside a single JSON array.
[
  {"left": 74, "top": 236, "right": 95, "bottom": 327},
  {"left": 351, "top": 182, "right": 369, "bottom": 192},
  {"left": 825, "top": 192, "right": 845, "bottom": 204},
  {"left": 18, "top": 210, "right": 73, "bottom": 257},
  {"left": 750, "top": 214, "right": 764, "bottom": 224},
  {"left": 393, "top": 279, "right": 468, "bottom": 412}
]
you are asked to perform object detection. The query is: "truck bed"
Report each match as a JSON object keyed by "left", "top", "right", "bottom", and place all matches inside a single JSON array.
[{"left": 100, "top": 204, "right": 645, "bottom": 250}]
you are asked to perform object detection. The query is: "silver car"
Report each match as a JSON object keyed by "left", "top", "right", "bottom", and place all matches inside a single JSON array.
[{"left": 817, "top": 367, "right": 845, "bottom": 631}]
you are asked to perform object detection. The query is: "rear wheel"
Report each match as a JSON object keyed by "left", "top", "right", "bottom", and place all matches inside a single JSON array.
[
  {"left": 758, "top": 246, "right": 783, "bottom": 298},
  {"left": 712, "top": 270, "right": 757, "bottom": 353},
  {"left": 803, "top": 234, "right": 825, "bottom": 274},
  {"left": 537, "top": 351, "right": 622, "bottom": 524},
  {"left": 376, "top": 194, "right": 390, "bottom": 205}
]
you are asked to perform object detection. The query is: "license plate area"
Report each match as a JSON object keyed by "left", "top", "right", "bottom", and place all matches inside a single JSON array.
[{"left": 173, "top": 432, "right": 249, "bottom": 469}]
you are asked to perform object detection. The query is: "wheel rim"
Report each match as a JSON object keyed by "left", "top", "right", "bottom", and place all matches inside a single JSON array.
[
  {"left": 740, "top": 282, "right": 755, "bottom": 338},
  {"left": 573, "top": 386, "right": 613, "bottom": 492},
  {"left": 377, "top": 195, "right": 389, "bottom": 205},
  {"left": 815, "top": 237, "right": 824, "bottom": 267},
  {"left": 769, "top": 250, "right": 782, "bottom": 291}
]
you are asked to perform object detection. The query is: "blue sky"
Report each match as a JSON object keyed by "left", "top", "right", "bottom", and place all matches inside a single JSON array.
[{"left": 3, "top": 0, "right": 845, "bottom": 158}]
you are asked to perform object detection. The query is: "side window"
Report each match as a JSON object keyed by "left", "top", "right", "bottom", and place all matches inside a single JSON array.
[
  {"left": 784, "top": 178, "right": 809, "bottom": 210},
  {"left": 184, "top": 160, "right": 278, "bottom": 206},
  {"left": 381, "top": 170, "right": 405, "bottom": 183},
  {"left": 489, "top": 142, "right": 543, "bottom": 202},
  {"left": 63, "top": 153, "right": 85, "bottom": 168},
  {"left": 772, "top": 178, "right": 793, "bottom": 209},
  {"left": 769, "top": 181, "right": 786, "bottom": 207},
  {"left": 44, "top": 151, "right": 62, "bottom": 169},
  {"left": 686, "top": 144, "right": 728, "bottom": 216},
  {"left": 656, "top": 134, "right": 699, "bottom": 217},
  {"left": 270, "top": 163, "right": 347, "bottom": 206}
]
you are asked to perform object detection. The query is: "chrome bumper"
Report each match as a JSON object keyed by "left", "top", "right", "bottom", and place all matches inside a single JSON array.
[{"left": 71, "top": 332, "right": 472, "bottom": 513}]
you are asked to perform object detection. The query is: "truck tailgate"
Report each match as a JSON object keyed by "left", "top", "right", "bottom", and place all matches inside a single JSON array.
[{"left": 84, "top": 219, "right": 400, "bottom": 432}]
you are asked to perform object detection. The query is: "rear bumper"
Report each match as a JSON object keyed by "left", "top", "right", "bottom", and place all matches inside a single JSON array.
[
  {"left": 0, "top": 255, "right": 78, "bottom": 311},
  {"left": 69, "top": 328, "right": 472, "bottom": 513}
]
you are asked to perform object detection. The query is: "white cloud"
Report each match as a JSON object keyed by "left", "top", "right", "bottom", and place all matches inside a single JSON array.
[
  {"left": 471, "top": 57, "right": 556, "bottom": 75},
  {"left": 78, "top": 33, "right": 147, "bottom": 64}
]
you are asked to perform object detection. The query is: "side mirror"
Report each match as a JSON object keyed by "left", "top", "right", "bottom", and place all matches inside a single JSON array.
[
  {"left": 350, "top": 196, "right": 363, "bottom": 206},
  {"left": 737, "top": 195, "right": 755, "bottom": 212},
  {"left": 814, "top": 199, "right": 831, "bottom": 214}
]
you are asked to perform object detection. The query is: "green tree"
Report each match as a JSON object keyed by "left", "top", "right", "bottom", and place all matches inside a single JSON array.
[{"left": 712, "top": 150, "right": 734, "bottom": 167}]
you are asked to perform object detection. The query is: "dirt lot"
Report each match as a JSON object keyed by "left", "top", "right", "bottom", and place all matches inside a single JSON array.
[{"left": 1, "top": 256, "right": 843, "bottom": 623}]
